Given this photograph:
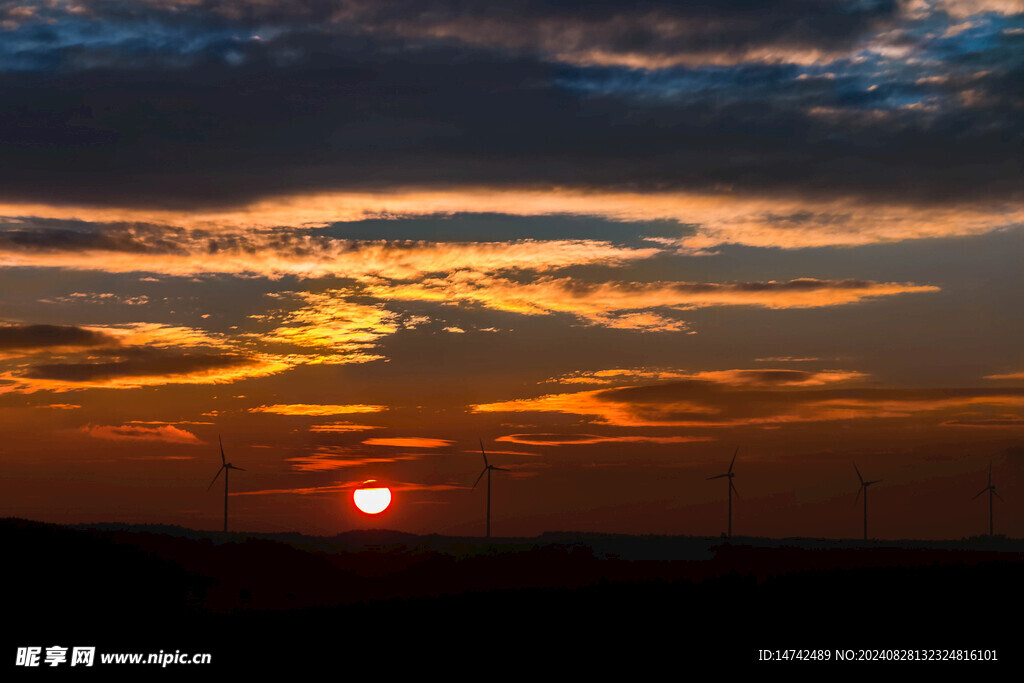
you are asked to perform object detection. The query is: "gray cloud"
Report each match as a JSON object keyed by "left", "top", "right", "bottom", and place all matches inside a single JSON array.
[{"left": 0, "top": 324, "right": 119, "bottom": 351}]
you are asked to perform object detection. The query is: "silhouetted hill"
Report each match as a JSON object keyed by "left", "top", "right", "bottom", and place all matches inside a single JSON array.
[{"left": 5, "top": 518, "right": 1021, "bottom": 672}]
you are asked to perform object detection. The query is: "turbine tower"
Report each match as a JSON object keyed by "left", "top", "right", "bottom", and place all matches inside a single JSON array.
[
  {"left": 473, "top": 439, "right": 508, "bottom": 538},
  {"left": 972, "top": 461, "right": 1003, "bottom": 537},
  {"left": 853, "top": 464, "right": 881, "bottom": 541},
  {"left": 707, "top": 448, "right": 739, "bottom": 538},
  {"left": 208, "top": 436, "right": 245, "bottom": 533}
]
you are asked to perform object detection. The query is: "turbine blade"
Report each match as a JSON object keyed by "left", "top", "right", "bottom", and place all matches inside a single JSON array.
[
  {"left": 989, "top": 460, "right": 993, "bottom": 486},
  {"left": 972, "top": 487, "right": 989, "bottom": 500},
  {"left": 472, "top": 468, "right": 487, "bottom": 489},
  {"left": 854, "top": 485, "right": 863, "bottom": 505},
  {"left": 492, "top": 466, "right": 510, "bottom": 471},
  {"left": 479, "top": 439, "right": 489, "bottom": 468},
  {"left": 229, "top": 465, "right": 245, "bottom": 471},
  {"left": 728, "top": 447, "right": 738, "bottom": 474},
  {"left": 207, "top": 466, "right": 225, "bottom": 490},
  {"left": 993, "top": 490, "right": 1004, "bottom": 502},
  {"left": 853, "top": 463, "right": 864, "bottom": 484},
  {"left": 730, "top": 481, "right": 740, "bottom": 499},
  {"left": 867, "top": 479, "right": 882, "bottom": 485},
  {"left": 219, "top": 435, "right": 226, "bottom": 466},
  {"left": 707, "top": 474, "right": 727, "bottom": 480}
]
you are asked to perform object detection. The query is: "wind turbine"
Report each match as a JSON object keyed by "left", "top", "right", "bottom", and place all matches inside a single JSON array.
[
  {"left": 853, "top": 464, "right": 881, "bottom": 541},
  {"left": 707, "top": 448, "right": 739, "bottom": 538},
  {"left": 972, "top": 460, "right": 1003, "bottom": 537},
  {"left": 208, "top": 436, "right": 245, "bottom": 533},
  {"left": 473, "top": 439, "right": 508, "bottom": 538}
]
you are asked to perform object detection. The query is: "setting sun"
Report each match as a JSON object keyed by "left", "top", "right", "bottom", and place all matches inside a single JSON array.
[{"left": 353, "top": 482, "right": 393, "bottom": 515}]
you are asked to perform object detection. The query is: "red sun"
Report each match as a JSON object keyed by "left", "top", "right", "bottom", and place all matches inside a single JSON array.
[{"left": 353, "top": 482, "right": 392, "bottom": 514}]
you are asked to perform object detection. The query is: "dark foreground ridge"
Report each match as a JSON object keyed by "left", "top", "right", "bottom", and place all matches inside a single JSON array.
[{"left": 5, "top": 518, "right": 1022, "bottom": 671}]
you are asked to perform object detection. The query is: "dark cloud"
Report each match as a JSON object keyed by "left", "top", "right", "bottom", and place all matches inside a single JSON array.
[
  {"left": 718, "top": 370, "right": 821, "bottom": 384},
  {"left": 0, "top": 3, "right": 1018, "bottom": 209},
  {"left": 320, "top": 213, "right": 692, "bottom": 243},
  {"left": 596, "top": 383, "right": 1024, "bottom": 426},
  {"left": 0, "top": 324, "right": 119, "bottom": 351},
  {"left": 0, "top": 219, "right": 189, "bottom": 253},
  {"left": 23, "top": 352, "right": 255, "bottom": 382},
  {"left": 670, "top": 279, "right": 880, "bottom": 293},
  {"left": 502, "top": 433, "right": 595, "bottom": 444},
  {"left": 2, "top": 0, "right": 899, "bottom": 59},
  {"left": 602, "top": 383, "right": 1024, "bottom": 405}
]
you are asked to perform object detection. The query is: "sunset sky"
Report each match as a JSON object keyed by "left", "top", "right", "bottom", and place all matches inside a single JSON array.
[{"left": 1, "top": 0, "right": 1022, "bottom": 539}]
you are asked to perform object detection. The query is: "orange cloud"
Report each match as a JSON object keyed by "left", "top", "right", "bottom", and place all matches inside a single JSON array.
[
  {"left": 940, "top": 417, "right": 1024, "bottom": 428},
  {"left": 285, "top": 453, "right": 420, "bottom": 472},
  {"left": 686, "top": 369, "right": 867, "bottom": 386},
  {"left": 803, "top": 395, "right": 1024, "bottom": 421},
  {"left": 80, "top": 424, "right": 203, "bottom": 444},
  {"left": 252, "top": 404, "right": 388, "bottom": 416},
  {"left": 3, "top": 187, "right": 1018, "bottom": 250},
  {"left": 496, "top": 434, "right": 714, "bottom": 446},
  {"left": 546, "top": 367, "right": 866, "bottom": 387},
  {"left": 126, "top": 420, "right": 216, "bottom": 426},
  {"left": 309, "top": 422, "right": 383, "bottom": 433},
  {"left": 254, "top": 292, "right": 398, "bottom": 361},
  {"left": 473, "top": 388, "right": 719, "bottom": 427},
  {"left": 103, "top": 323, "right": 232, "bottom": 349},
  {"left": 0, "top": 225, "right": 659, "bottom": 279},
  {"left": 365, "top": 274, "right": 938, "bottom": 328},
  {"left": 589, "top": 312, "right": 691, "bottom": 332},
  {"left": 362, "top": 437, "right": 454, "bottom": 448},
  {"left": 548, "top": 368, "right": 694, "bottom": 385},
  {"left": 551, "top": 45, "right": 844, "bottom": 69},
  {"left": 985, "top": 371, "right": 1024, "bottom": 380},
  {"left": 473, "top": 379, "right": 1024, "bottom": 429}
]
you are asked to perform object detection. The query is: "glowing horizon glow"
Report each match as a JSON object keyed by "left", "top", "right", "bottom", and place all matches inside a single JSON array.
[{"left": 353, "top": 482, "right": 393, "bottom": 515}]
